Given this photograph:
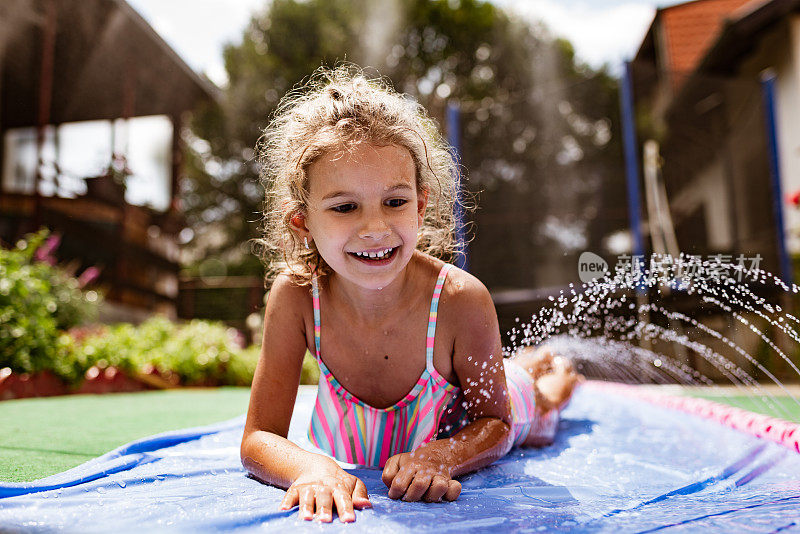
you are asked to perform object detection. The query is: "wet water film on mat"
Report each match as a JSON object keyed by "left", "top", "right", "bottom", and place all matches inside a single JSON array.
[{"left": 2, "top": 387, "right": 799, "bottom": 533}]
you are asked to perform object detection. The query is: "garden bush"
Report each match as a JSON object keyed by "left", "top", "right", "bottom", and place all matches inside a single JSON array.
[
  {"left": 68, "top": 316, "right": 320, "bottom": 387},
  {"left": 0, "top": 231, "right": 99, "bottom": 379},
  {"left": 1, "top": 230, "right": 320, "bottom": 389}
]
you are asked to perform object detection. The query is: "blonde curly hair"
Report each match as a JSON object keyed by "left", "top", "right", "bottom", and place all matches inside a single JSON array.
[{"left": 257, "top": 65, "right": 462, "bottom": 286}]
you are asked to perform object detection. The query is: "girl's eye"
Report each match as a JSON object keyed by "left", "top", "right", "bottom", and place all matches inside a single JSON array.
[
  {"left": 387, "top": 198, "right": 408, "bottom": 208},
  {"left": 331, "top": 203, "right": 356, "bottom": 213}
]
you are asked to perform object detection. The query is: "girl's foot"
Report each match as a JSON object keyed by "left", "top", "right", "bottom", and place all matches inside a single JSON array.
[
  {"left": 512, "top": 344, "right": 556, "bottom": 380},
  {"left": 535, "top": 355, "right": 582, "bottom": 412}
]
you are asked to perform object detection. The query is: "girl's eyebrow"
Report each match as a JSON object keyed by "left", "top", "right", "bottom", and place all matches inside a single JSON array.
[
  {"left": 320, "top": 184, "right": 412, "bottom": 201},
  {"left": 386, "top": 184, "right": 413, "bottom": 192},
  {"left": 321, "top": 190, "right": 352, "bottom": 200}
]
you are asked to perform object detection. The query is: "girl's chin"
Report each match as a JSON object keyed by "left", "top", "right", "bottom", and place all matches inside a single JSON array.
[{"left": 339, "top": 248, "right": 412, "bottom": 288}]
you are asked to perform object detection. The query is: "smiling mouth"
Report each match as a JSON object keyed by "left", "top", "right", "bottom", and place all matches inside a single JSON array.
[{"left": 348, "top": 246, "right": 399, "bottom": 263}]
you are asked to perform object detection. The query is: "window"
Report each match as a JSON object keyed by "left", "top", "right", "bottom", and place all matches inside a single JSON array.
[{"left": 1, "top": 115, "right": 173, "bottom": 211}]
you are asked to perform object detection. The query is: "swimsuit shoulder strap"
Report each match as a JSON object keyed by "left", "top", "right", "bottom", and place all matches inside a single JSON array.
[
  {"left": 425, "top": 263, "right": 453, "bottom": 374},
  {"left": 311, "top": 275, "right": 321, "bottom": 360}
]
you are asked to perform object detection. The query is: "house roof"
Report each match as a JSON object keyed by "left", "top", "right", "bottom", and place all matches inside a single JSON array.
[
  {"left": 665, "top": 0, "right": 800, "bottom": 117},
  {"left": 698, "top": 0, "right": 800, "bottom": 74},
  {"left": 635, "top": 0, "right": 761, "bottom": 73},
  {"left": 0, "top": 0, "right": 219, "bottom": 129},
  {"left": 661, "top": 0, "right": 759, "bottom": 73}
]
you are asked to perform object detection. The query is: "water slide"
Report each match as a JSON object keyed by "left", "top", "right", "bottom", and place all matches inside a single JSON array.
[{"left": 1, "top": 385, "right": 798, "bottom": 532}]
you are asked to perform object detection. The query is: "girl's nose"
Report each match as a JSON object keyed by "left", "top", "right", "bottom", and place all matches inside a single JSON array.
[{"left": 358, "top": 214, "right": 391, "bottom": 240}]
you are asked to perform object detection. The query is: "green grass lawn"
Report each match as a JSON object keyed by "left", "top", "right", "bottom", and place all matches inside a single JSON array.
[
  {"left": 688, "top": 393, "right": 800, "bottom": 423},
  {"left": 3, "top": 387, "right": 799, "bottom": 484},
  {"left": 0, "top": 388, "right": 251, "bottom": 483}
]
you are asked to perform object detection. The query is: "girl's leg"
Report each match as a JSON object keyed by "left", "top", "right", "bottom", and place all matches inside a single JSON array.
[{"left": 511, "top": 345, "right": 582, "bottom": 446}]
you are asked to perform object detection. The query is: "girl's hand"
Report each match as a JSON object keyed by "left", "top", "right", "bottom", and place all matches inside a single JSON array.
[
  {"left": 381, "top": 450, "right": 461, "bottom": 502},
  {"left": 279, "top": 462, "right": 371, "bottom": 522}
]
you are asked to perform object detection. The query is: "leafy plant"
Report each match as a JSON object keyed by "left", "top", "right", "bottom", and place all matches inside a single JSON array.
[
  {"left": 68, "top": 316, "right": 320, "bottom": 387},
  {"left": 0, "top": 232, "right": 318, "bottom": 390},
  {"left": 0, "top": 230, "right": 100, "bottom": 378}
]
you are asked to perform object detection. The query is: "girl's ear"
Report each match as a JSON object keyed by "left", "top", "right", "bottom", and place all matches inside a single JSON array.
[
  {"left": 417, "top": 190, "right": 428, "bottom": 225},
  {"left": 289, "top": 212, "right": 311, "bottom": 243}
]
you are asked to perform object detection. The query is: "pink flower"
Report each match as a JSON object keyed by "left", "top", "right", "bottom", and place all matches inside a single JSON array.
[
  {"left": 34, "top": 234, "right": 61, "bottom": 265},
  {"left": 78, "top": 266, "right": 102, "bottom": 287}
]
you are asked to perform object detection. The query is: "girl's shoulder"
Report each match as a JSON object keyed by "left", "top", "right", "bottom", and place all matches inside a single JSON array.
[
  {"left": 415, "top": 253, "right": 493, "bottom": 312},
  {"left": 426, "top": 259, "right": 498, "bottom": 357},
  {"left": 440, "top": 266, "right": 493, "bottom": 311},
  {"left": 268, "top": 272, "right": 314, "bottom": 314}
]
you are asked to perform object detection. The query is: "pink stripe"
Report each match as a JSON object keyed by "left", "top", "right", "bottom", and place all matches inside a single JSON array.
[
  {"left": 426, "top": 338, "right": 435, "bottom": 348},
  {"left": 507, "top": 361, "right": 539, "bottom": 444},
  {"left": 427, "top": 390, "right": 448, "bottom": 442},
  {"left": 313, "top": 396, "right": 336, "bottom": 449},
  {"left": 325, "top": 387, "right": 349, "bottom": 459},
  {"left": 397, "top": 408, "right": 407, "bottom": 453},
  {"left": 325, "top": 384, "right": 350, "bottom": 460},
  {"left": 379, "top": 410, "right": 395, "bottom": 466},
  {"left": 587, "top": 381, "right": 800, "bottom": 454}
]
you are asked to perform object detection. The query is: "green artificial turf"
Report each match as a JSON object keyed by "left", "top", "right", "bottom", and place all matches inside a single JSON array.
[
  {"left": 688, "top": 393, "right": 800, "bottom": 423},
  {"left": 0, "top": 388, "right": 251, "bottom": 483}
]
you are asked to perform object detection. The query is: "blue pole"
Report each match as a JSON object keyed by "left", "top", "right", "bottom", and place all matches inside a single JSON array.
[
  {"left": 620, "top": 61, "right": 646, "bottom": 285},
  {"left": 446, "top": 100, "right": 468, "bottom": 271},
  {"left": 761, "top": 71, "right": 792, "bottom": 285}
]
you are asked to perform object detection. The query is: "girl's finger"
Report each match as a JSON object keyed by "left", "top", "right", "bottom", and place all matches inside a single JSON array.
[
  {"left": 388, "top": 467, "right": 415, "bottom": 500},
  {"left": 403, "top": 472, "right": 433, "bottom": 502},
  {"left": 299, "top": 486, "right": 315, "bottom": 520},
  {"left": 352, "top": 478, "right": 372, "bottom": 509},
  {"left": 332, "top": 487, "right": 355, "bottom": 523},
  {"left": 422, "top": 475, "right": 449, "bottom": 502},
  {"left": 381, "top": 456, "right": 400, "bottom": 488},
  {"left": 315, "top": 487, "right": 333, "bottom": 523},
  {"left": 443, "top": 479, "right": 461, "bottom": 501},
  {"left": 279, "top": 486, "right": 298, "bottom": 510}
]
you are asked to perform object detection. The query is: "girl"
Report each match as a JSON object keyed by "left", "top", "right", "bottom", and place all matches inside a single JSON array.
[{"left": 241, "top": 66, "right": 580, "bottom": 524}]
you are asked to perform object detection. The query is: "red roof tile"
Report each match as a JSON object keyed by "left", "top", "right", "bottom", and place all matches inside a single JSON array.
[{"left": 660, "top": 0, "right": 761, "bottom": 74}]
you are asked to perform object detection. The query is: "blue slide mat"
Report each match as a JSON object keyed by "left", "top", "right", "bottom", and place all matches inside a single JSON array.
[{"left": 1, "top": 387, "right": 799, "bottom": 533}]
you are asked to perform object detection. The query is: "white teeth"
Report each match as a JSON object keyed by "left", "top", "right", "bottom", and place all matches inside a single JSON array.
[{"left": 355, "top": 247, "right": 393, "bottom": 259}]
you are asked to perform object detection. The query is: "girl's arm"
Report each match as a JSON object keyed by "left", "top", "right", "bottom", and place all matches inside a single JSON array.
[
  {"left": 241, "top": 275, "right": 371, "bottom": 522},
  {"left": 382, "top": 272, "right": 514, "bottom": 502}
]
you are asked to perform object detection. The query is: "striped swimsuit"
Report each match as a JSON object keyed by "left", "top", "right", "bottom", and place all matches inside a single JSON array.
[{"left": 307, "top": 263, "right": 558, "bottom": 468}]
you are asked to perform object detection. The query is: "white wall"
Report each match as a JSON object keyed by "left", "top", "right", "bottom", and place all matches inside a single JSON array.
[
  {"left": 671, "top": 159, "right": 733, "bottom": 250},
  {"left": 777, "top": 15, "right": 800, "bottom": 253}
]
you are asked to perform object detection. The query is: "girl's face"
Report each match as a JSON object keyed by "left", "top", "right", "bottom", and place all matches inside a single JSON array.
[{"left": 300, "top": 143, "right": 426, "bottom": 290}]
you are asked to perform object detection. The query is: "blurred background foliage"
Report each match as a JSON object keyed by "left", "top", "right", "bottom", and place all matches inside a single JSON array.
[
  {"left": 0, "top": 230, "right": 98, "bottom": 376},
  {"left": 183, "top": 0, "right": 626, "bottom": 290},
  {"left": 2, "top": 0, "right": 626, "bottom": 390},
  {"left": 0, "top": 233, "right": 319, "bottom": 387}
]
